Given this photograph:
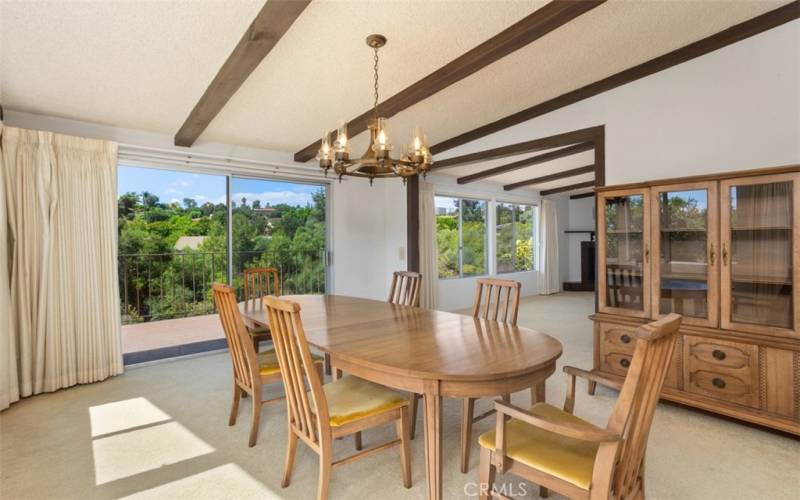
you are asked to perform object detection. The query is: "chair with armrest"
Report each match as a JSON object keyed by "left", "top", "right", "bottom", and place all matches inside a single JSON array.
[
  {"left": 264, "top": 295, "right": 412, "bottom": 500},
  {"left": 477, "top": 313, "right": 682, "bottom": 500}
]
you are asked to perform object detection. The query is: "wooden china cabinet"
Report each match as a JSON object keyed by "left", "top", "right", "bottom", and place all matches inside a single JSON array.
[{"left": 591, "top": 165, "right": 800, "bottom": 435}]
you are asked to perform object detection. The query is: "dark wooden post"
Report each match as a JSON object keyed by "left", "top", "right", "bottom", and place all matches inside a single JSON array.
[{"left": 406, "top": 176, "right": 420, "bottom": 272}]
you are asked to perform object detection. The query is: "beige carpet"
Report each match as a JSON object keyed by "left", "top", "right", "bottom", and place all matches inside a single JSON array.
[{"left": 1, "top": 292, "right": 798, "bottom": 499}]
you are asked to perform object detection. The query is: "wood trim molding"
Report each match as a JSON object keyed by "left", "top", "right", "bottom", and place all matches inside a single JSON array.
[
  {"left": 432, "top": 126, "right": 602, "bottom": 170},
  {"left": 596, "top": 164, "right": 800, "bottom": 193},
  {"left": 174, "top": 0, "right": 311, "bottom": 147},
  {"left": 293, "top": 1, "right": 606, "bottom": 162},
  {"left": 503, "top": 164, "right": 594, "bottom": 191},
  {"left": 570, "top": 192, "right": 595, "bottom": 200},
  {"left": 540, "top": 180, "right": 595, "bottom": 196},
  {"left": 457, "top": 142, "right": 593, "bottom": 185},
  {"left": 431, "top": 2, "right": 800, "bottom": 155}
]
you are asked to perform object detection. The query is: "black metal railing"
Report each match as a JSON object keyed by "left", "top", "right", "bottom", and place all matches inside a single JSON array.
[{"left": 118, "top": 250, "right": 326, "bottom": 324}]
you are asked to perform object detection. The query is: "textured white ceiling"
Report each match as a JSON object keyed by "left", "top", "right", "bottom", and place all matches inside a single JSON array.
[
  {"left": 0, "top": 0, "right": 265, "bottom": 134},
  {"left": 1, "top": 0, "right": 790, "bottom": 170}
]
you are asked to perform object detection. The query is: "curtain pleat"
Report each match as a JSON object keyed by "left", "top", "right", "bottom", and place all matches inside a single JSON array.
[
  {"left": 538, "top": 199, "right": 560, "bottom": 295},
  {"left": 0, "top": 124, "right": 20, "bottom": 410},
  {"left": 1, "top": 126, "right": 122, "bottom": 404},
  {"left": 419, "top": 181, "right": 439, "bottom": 309}
]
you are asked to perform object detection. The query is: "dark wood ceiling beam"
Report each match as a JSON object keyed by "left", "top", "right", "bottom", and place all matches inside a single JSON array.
[
  {"left": 432, "top": 125, "right": 601, "bottom": 170},
  {"left": 431, "top": 1, "right": 800, "bottom": 155},
  {"left": 570, "top": 192, "right": 595, "bottom": 200},
  {"left": 293, "top": 0, "right": 606, "bottom": 162},
  {"left": 174, "top": 0, "right": 312, "bottom": 147},
  {"left": 540, "top": 180, "right": 595, "bottom": 196},
  {"left": 503, "top": 164, "right": 595, "bottom": 191},
  {"left": 457, "top": 142, "right": 592, "bottom": 185}
]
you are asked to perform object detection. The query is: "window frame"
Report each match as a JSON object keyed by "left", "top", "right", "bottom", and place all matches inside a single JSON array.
[
  {"left": 435, "top": 195, "right": 489, "bottom": 280},
  {"left": 495, "top": 201, "right": 539, "bottom": 274}
]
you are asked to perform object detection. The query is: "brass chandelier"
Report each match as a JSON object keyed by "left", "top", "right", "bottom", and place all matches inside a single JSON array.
[{"left": 317, "top": 34, "right": 433, "bottom": 183}]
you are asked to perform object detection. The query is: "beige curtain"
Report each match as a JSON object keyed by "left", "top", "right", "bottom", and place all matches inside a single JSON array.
[
  {"left": 0, "top": 124, "right": 20, "bottom": 410},
  {"left": 538, "top": 199, "right": 560, "bottom": 295},
  {"left": 419, "top": 181, "right": 438, "bottom": 309},
  {"left": 1, "top": 126, "right": 122, "bottom": 401}
]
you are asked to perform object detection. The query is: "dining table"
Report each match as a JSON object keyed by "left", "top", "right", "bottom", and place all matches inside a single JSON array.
[{"left": 239, "top": 294, "right": 563, "bottom": 500}]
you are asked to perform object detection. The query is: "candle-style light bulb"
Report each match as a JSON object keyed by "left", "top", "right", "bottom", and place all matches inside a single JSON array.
[{"left": 335, "top": 120, "right": 348, "bottom": 151}]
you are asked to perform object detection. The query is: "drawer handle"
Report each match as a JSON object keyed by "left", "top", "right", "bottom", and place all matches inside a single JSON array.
[
  {"left": 712, "top": 377, "right": 726, "bottom": 389},
  {"left": 620, "top": 334, "right": 632, "bottom": 344},
  {"left": 620, "top": 358, "right": 630, "bottom": 368},
  {"left": 712, "top": 349, "right": 726, "bottom": 361}
]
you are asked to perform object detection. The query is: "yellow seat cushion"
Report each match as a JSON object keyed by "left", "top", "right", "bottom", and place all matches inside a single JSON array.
[
  {"left": 257, "top": 349, "right": 322, "bottom": 377},
  {"left": 315, "top": 375, "right": 408, "bottom": 427},
  {"left": 478, "top": 403, "right": 600, "bottom": 490}
]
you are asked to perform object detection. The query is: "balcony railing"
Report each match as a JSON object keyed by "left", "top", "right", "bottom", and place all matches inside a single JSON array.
[{"left": 118, "top": 250, "right": 326, "bottom": 324}]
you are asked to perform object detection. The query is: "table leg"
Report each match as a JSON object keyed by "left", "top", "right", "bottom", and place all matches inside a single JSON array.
[
  {"left": 531, "top": 380, "right": 546, "bottom": 404},
  {"left": 423, "top": 383, "right": 442, "bottom": 500}
]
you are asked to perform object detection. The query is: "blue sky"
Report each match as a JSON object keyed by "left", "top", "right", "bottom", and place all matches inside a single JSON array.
[{"left": 118, "top": 165, "right": 323, "bottom": 207}]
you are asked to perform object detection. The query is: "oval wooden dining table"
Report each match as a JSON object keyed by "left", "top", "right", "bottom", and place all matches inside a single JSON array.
[{"left": 239, "top": 294, "right": 563, "bottom": 500}]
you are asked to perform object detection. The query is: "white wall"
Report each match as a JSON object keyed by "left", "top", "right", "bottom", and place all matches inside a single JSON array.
[
  {"left": 438, "top": 20, "right": 800, "bottom": 186},
  {"left": 565, "top": 197, "right": 595, "bottom": 283},
  {"left": 4, "top": 110, "right": 402, "bottom": 301}
]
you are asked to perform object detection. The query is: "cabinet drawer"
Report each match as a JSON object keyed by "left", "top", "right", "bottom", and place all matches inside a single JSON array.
[
  {"left": 598, "top": 322, "right": 680, "bottom": 389},
  {"left": 683, "top": 336, "right": 759, "bottom": 408}
]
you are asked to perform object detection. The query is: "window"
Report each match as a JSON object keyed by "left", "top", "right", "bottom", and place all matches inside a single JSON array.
[
  {"left": 496, "top": 202, "right": 537, "bottom": 273},
  {"left": 435, "top": 196, "right": 488, "bottom": 278},
  {"left": 117, "top": 164, "right": 328, "bottom": 361}
]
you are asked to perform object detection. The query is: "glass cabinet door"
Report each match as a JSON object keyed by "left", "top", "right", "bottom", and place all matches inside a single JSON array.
[
  {"left": 721, "top": 173, "right": 799, "bottom": 335},
  {"left": 651, "top": 183, "right": 718, "bottom": 327},
  {"left": 598, "top": 189, "right": 650, "bottom": 317}
]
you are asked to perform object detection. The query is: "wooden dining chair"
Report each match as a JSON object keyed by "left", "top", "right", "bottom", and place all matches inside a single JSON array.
[
  {"left": 455, "top": 277, "right": 522, "bottom": 472},
  {"left": 212, "top": 283, "right": 323, "bottom": 447},
  {"left": 477, "top": 313, "right": 682, "bottom": 500},
  {"left": 388, "top": 270, "right": 422, "bottom": 306},
  {"left": 242, "top": 267, "right": 281, "bottom": 352},
  {"left": 264, "top": 295, "right": 412, "bottom": 500}
]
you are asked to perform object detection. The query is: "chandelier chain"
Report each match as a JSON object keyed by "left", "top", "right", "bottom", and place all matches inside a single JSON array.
[{"left": 373, "top": 47, "right": 379, "bottom": 116}]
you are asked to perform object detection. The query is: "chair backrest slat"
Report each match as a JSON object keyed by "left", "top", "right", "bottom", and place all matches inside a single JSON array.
[
  {"left": 472, "top": 278, "right": 521, "bottom": 326},
  {"left": 243, "top": 268, "right": 281, "bottom": 309},
  {"left": 606, "top": 313, "right": 681, "bottom": 497},
  {"left": 388, "top": 271, "right": 421, "bottom": 307},
  {"left": 213, "top": 283, "right": 258, "bottom": 389},
  {"left": 264, "top": 295, "right": 328, "bottom": 445}
]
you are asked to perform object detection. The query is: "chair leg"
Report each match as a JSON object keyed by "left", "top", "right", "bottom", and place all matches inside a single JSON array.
[
  {"left": 540, "top": 485, "right": 550, "bottom": 498},
  {"left": 409, "top": 394, "right": 419, "bottom": 440},
  {"left": 478, "top": 446, "right": 496, "bottom": 500},
  {"left": 229, "top": 383, "right": 241, "bottom": 426},
  {"left": 314, "top": 362, "right": 324, "bottom": 384},
  {"left": 354, "top": 431, "right": 362, "bottom": 451},
  {"left": 397, "top": 406, "right": 412, "bottom": 488},
  {"left": 282, "top": 431, "right": 298, "bottom": 487},
  {"left": 588, "top": 380, "right": 597, "bottom": 395},
  {"left": 317, "top": 442, "right": 333, "bottom": 500},
  {"left": 248, "top": 394, "right": 262, "bottom": 447},
  {"left": 460, "top": 398, "right": 475, "bottom": 473}
]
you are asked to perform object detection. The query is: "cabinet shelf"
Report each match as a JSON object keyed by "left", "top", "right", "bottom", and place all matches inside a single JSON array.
[{"left": 731, "top": 226, "right": 791, "bottom": 231}]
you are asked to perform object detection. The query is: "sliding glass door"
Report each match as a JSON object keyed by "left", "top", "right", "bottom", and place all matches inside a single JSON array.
[
  {"left": 230, "top": 177, "right": 327, "bottom": 296},
  {"left": 117, "top": 165, "right": 328, "bottom": 361}
]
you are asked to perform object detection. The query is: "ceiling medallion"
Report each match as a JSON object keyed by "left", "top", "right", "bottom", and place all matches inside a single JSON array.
[{"left": 317, "top": 34, "right": 433, "bottom": 185}]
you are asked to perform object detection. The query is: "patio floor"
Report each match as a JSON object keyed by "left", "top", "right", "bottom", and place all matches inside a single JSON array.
[{"left": 121, "top": 314, "right": 224, "bottom": 354}]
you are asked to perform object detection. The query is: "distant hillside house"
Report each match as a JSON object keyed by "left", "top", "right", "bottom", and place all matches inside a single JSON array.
[{"left": 174, "top": 236, "right": 206, "bottom": 251}]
